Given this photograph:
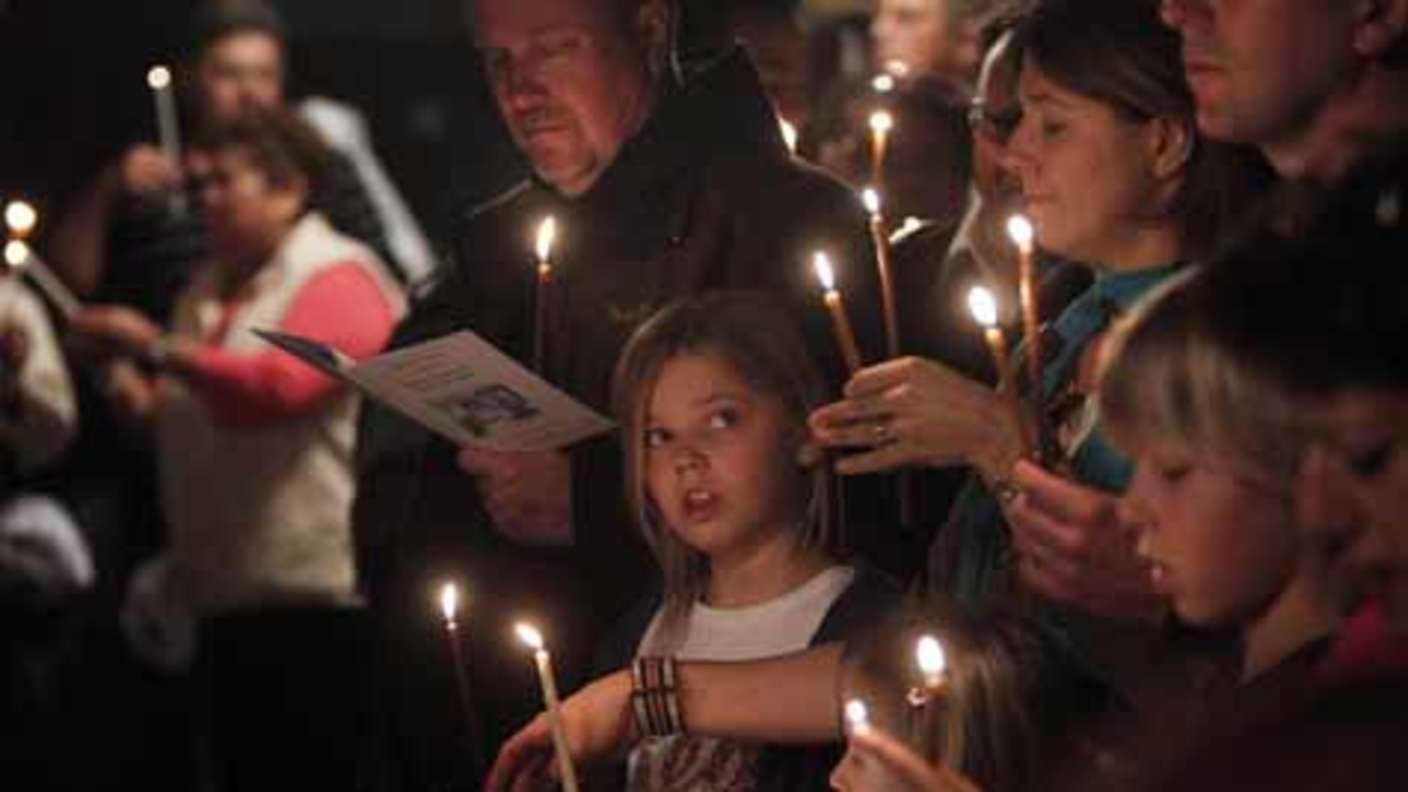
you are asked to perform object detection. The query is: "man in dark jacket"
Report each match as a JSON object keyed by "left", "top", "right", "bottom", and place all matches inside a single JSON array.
[{"left": 353, "top": 0, "right": 886, "bottom": 787}]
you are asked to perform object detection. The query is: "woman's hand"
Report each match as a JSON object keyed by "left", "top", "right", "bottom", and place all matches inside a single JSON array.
[
  {"left": 1004, "top": 461, "right": 1161, "bottom": 621},
  {"left": 832, "top": 727, "right": 983, "bottom": 792},
  {"left": 809, "top": 357, "right": 1025, "bottom": 483},
  {"left": 487, "top": 669, "right": 636, "bottom": 792},
  {"left": 70, "top": 305, "right": 162, "bottom": 360}
]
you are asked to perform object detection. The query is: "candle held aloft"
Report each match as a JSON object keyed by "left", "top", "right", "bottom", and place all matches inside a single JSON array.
[
  {"left": 5, "top": 200, "right": 37, "bottom": 238},
  {"left": 844, "top": 698, "right": 871, "bottom": 736},
  {"left": 1006, "top": 214, "right": 1043, "bottom": 405},
  {"left": 813, "top": 252, "right": 864, "bottom": 374},
  {"left": 968, "top": 286, "right": 1033, "bottom": 458},
  {"left": 861, "top": 188, "right": 899, "bottom": 359},
  {"left": 147, "top": 65, "right": 187, "bottom": 216},
  {"left": 532, "top": 216, "right": 557, "bottom": 375},
  {"left": 516, "top": 622, "right": 580, "bottom": 792},
  {"left": 868, "top": 110, "right": 894, "bottom": 188},
  {"left": 916, "top": 635, "right": 947, "bottom": 691},
  {"left": 4, "top": 240, "right": 82, "bottom": 320}
]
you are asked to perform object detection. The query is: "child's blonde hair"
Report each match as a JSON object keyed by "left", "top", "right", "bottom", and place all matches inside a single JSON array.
[
  {"left": 611, "top": 291, "right": 843, "bottom": 650},
  {"left": 1099, "top": 269, "right": 1312, "bottom": 493}
]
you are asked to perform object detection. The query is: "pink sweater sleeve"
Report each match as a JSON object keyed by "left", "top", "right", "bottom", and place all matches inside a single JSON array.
[{"left": 186, "top": 262, "right": 397, "bottom": 426}]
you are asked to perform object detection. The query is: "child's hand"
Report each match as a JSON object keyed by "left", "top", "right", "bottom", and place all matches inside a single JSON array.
[
  {"left": 808, "top": 357, "right": 1024, "bottom": 482},
  {"left": 1005, "top": 460, "right": 1162, "bottom": 620},
  {"left": 832, "top": 726, "right": 983, "bottom": 792},
  {"left": 456, "top": 448, "right": 573, "bottom": 547}
]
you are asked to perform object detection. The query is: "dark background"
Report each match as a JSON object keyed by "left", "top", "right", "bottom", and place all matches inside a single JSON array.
[{"left": 0, "top": 0, "right": 525, "bottom": 248}]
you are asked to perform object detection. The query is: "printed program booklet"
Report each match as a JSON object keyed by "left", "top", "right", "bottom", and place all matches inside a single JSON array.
[{"left": 256, "top": 328, "right": 614, "bottom": 451}]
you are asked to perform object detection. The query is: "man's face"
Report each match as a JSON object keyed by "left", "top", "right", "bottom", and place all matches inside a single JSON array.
[
  {"left": 474, "top": 0, "right": 656, "bottom": 197},
  {"left": 197, "top": 31, "right": 285, "bottom": 125},
  {"left": 871, "top": 0, "right": 950, "bottom": 76},
  {"left": 968, "top": 33, "right": 1022, "bottom": 203},
  {"left": 1159, "top": 0, "right": 1356, "bottom": 152}
]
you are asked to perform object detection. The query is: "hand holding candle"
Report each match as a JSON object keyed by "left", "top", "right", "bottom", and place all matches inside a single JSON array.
[
  {"left": 146, "top": 66, "right": 187, "bottom": 216},
  {"left": 516, "top": 622, "right": 580, "bottom": 792},
  {"left": 813, "top": 252, "right": 864, "bottom": 375},
  {"left": 968, "top": 286, "right": 1033, "bottom": 458},
  {"left": 532, "top": 216, "right": 557, "bottom": 375}
]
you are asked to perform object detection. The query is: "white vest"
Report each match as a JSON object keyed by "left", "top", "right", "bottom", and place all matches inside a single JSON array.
[{"left": 158, "top": 213, "right": 405, "bottom": 615}]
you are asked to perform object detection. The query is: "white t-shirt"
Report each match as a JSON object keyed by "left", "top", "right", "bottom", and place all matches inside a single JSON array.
[{"left": 627, "top": 565, "right": 856, "bottom": 791}]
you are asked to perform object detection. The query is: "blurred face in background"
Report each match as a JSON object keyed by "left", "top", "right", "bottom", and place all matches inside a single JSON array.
[
  {"left": 197, "top": 31, "right": 286, "bottom": 125},
  {"left": 197, "top": 145, "right": 305, "bottom": 268},
  {"left": 968, "top": 31, "right": 1022, "bottom": 204},
  {"left": 872, "top": 0, "right": 952, "bottom": 77},
  {"left": 1297, "top": 389, "right": 1408, "bottom": 629},
  {"left": 475, "top": 0, "right": 660, "bottom": 197}
]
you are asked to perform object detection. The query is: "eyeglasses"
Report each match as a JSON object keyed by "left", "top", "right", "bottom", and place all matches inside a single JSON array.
[{"left": 967, "top": 99, "right": 1022, "bottom": 144}]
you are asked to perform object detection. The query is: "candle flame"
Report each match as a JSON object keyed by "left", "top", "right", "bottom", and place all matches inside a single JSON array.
[
  {"left": 968, "top": 286, "right": 999, "bottom": 329},
  {"left": 4, "top": 200, "right": 37, "bottom": 237},
  {"left": 871, "top": 74, "right": 895, "bottom": 94},
  {"left": 861, "top": 187, "right": 881, "bottom": 216},
  {"left": 515, "top": 622, "right": 545, "bottom": 651},
  {"left": 844, "top": 699, "right": 870, "bottom": 732},
  {"left": 439, "top": 583, "right": 459, "bottom": 621},
  {"left": 147, "top": 65, "right": 172, "bottom": 90},
  {"left": 916, "top": 635, "right": 946, "bottom": 677},
  {"left": 535, "top": 216, "right": 557, "bottom": 265},
  {"left": 778, "top": 117, "right": 799, "bottom": 155},
  {"left": 812, "top": 252, "right": 836, "bottom": 292},
  {"left": 869, "top": 110, "right": 894, "bottom": 136},
  {"left": 1006, "top": 214, "right": 1035, "bottom": 252},
  {"left": 4, "top": 240, "right": 29, "bottom": 268},
  {"left": 883, "top": 59, "right": 911, "bottom": 78}
]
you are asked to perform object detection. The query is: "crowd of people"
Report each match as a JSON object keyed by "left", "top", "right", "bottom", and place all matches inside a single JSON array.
[{"left": 3, "top": 0, "right": 1407, "bottom": 790}]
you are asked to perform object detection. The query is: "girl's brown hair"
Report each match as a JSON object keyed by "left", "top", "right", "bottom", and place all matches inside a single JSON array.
[
  {"left": 1013, "top": 0, "right": 1274, "bottom": 261},
  {"left": 611, "top": 291, "right": 842, "bottom": 650}
]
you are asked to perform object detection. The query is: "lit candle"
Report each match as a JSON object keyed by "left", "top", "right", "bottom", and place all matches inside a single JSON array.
[
  {"left": 861, "top": 188, "right": 899, "bottom": 359},
  {"left": 4, "top": 200, "right": 37, "bottom": 239},
  {"left": 146, "top": 66, "right": 187, "bottom": 216},
  {"left": 516, "top": 622, "right": 580, "bottom": 792},
  {"left": 813, "top": 252, "right": 863, "bottom": 375},
  {"left": 844, "top": 698, "right": 871, "bottom": 736},
  {"left": 532, "top": 216, "right": 557, "bottom": 375},
  {"left": 438, "top": 583, "right": 485, "bottom": 771},
  {"left": 4, "top": 241, "right": 81, "bottom": 320},
  {"left": 868, "top": 110, "right": 894, "bottom": 190},
  {"left": 968, "top": 286, "right": 1032, "bottom": 458},
  {"left": 1006, "top": 214, "right": 1042, "bottom": 399},
  {"left": 871, "top": 73, "right": 896, "bottom": 94},
  {"left": 779, "top": 117, "right": 799, "bottom": 156},
  {"left": 916, "top": 635, "right": 947, "bottom": 692}
]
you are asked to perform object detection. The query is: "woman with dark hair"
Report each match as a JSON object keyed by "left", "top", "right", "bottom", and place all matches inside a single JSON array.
[{"left": 70, "top": 106, "right": 404, "bottom": 789}]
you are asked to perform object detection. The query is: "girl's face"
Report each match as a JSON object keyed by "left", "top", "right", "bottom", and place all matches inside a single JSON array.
[
  {"left": 197, "top": 146, "right": 303, "bottom": 263},
  {"left": 1298, "top": 389, "right": 1408, "bottom": 629},
  {"left": 644, "top": 351, "right": 807, "bottom": 565},
  {"left": 1120, "top": 438, "right": 1298, "bottom": 627},
  {"left": 1006, "top": 61, "right": 1177, "bottom": 265}
]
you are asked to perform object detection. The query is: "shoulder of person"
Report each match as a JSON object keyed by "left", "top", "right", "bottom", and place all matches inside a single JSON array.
[{"left": 811, "top": 563, "right": 903, "bottom": 646}]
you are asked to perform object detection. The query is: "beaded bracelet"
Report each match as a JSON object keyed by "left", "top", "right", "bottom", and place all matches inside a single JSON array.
[{"left": 630, "top": 656, "right": 684, "bottom": 738}]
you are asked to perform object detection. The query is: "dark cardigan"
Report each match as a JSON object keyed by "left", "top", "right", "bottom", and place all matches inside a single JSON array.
[{"left": 590, "top": 563, "right": 903, "bottom": 790}]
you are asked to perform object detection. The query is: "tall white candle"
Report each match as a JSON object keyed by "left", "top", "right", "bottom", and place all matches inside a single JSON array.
[
  {"left": 147, "top": 66, "right": 187, "bottom": 216},
  {"left": 516, "top": 623, "right": 580, "bottom": 792},
  {"left": 5, "top": 240, "right": 81, "bottom": 320}
]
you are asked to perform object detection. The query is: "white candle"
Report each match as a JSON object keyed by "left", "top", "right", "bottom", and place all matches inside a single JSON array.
[
  {"left": 4, "top": 240, "right": 81, "bottom": 320},
  {"left": 147, "top": 66, "right": 187, "bottom": 216},
  {"left": 813, "top": 252, "right": 863, "bottom": 374},
  {"left": 862, "top": 188, "right": 899, "bottom": 359},
  {"left": 532, "top": 216, "right": 557, "bottom": 375},
  {"left": 516, "top": 622, "right": 580, "bottom": 792}
]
